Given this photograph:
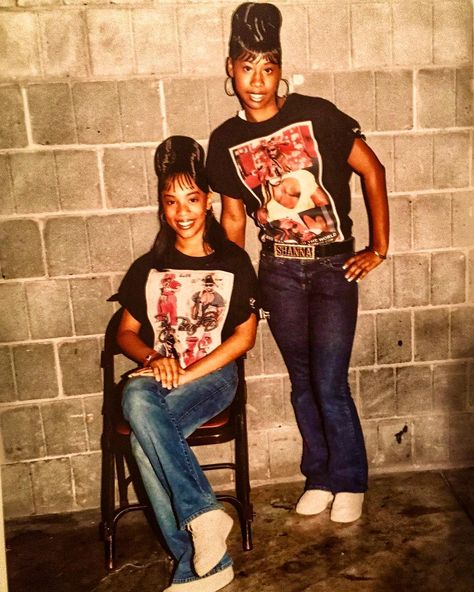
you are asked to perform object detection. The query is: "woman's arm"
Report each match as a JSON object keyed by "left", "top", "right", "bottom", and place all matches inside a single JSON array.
[
  {"left": 343, "top": 138, "right": 390, "bottom": 282},
  {"left": 181, "top": 313, "right": 257, "bottom": 385},
  {"left": 221, "top": 195, "right": 247, "bottom": 248}
]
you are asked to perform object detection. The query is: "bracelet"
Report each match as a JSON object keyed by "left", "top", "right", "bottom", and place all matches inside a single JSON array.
[
  {"left": 143, "top": 351, "right": 160, "bottom": 367},
  {"left": 368, "top": 247, "right": 387, "bottom": 260}
]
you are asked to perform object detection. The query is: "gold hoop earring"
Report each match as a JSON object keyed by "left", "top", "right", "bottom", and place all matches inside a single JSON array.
[
  {"left": 278, "top": 78, "right": 289, "bottom": 99},
  {"left": 225, "top": 77, "right": 235, "bottom": 97}
]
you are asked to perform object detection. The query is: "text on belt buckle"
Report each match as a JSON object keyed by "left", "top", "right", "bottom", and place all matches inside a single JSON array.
[{"left": 273, "top": 243, "right": 315, "bottom": 260}]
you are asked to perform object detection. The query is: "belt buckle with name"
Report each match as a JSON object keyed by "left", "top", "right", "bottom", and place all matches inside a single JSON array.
[{"left": 273, "top": 243, "right": 315, "bottom": 260}]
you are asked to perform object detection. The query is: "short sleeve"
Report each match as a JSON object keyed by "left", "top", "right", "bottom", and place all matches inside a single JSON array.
[
  {"left": 117, "top": 254, "right": 151, "bottom": 324},
  {"left": 206, "top": 125, "right": 242, "bottom": 199},
  {"left": 224, "top": 249, "right": 259, "bottom": 334},
  {"left": 323, "top": 100, "right": 364, "bottom": 162}
]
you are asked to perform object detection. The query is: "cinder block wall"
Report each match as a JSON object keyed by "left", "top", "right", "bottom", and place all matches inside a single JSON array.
[{"left": 1, "top": 0, "right": 473, "bottom": 519}]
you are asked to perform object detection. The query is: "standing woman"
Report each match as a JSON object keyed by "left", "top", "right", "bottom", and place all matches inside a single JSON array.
[
  {"left": 117, "top": 136, "right": 258, "bottom": 592},
  {"left": 206, "top": 2, "right": 389, "bottom": 523}
]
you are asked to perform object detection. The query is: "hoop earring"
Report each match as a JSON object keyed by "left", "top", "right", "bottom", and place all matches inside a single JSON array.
[
  {"left": 224, "top": 77, "right": 235, "bottom": 97},
  {"left": 277, "top": 78, "right": 289, "bottom": 99}
]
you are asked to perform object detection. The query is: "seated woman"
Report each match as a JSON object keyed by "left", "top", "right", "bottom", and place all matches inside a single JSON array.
[{"left": 116, "top": 136, "right": 258, "bottom": 592}]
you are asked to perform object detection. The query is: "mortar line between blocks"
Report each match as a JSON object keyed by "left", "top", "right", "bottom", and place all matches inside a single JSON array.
[{"left": 20, "top": 87, "right": 34, "bottom": 147}]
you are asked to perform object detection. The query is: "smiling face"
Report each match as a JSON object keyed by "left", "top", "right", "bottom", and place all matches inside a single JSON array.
[
  {"left": 161, "top": 175, "right": 212, "bottom": 251},
  {"left": 227, "top": 54, "right": 281, "bottom": 122}
]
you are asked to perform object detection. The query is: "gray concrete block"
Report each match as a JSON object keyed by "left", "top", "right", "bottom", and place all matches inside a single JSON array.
[
  {"left": 359, "top": 368, "right": 396, "bottom": 419},
  {"left": 413, "top": 416, "right": 449, "bottom": 463},
  {"left": 31, "top": 458, "right": 74, "bottom": 514},
  {"left": 13, "top": 343, "right": 58, "bottom": 401},
  {"left": 41, "top": 399, "right": 88, "bottom": 455},
  {"left": 389, "top": 195, "right": 412, "bottom": 252},
  {"left": 456, "top": 68, "right": 473, "bottom": 127},
  {"left": 0, "top": 85, "right": 27, "bottom": 149},
  {"left": 38, "top": 11, "right": 87, "bottom": 77},
  {"left": 205, "top": 78, "right": 240, "bottom": 134},
  {"left": 376, "top": 420, "right": 412, "bottom": 466},
  {"left": 433, "top": 0, "right": 473, "bottom": 64},
  {"left": 261, "top": 323, "right": 286, "bottom": 376},
  {"left": 334, "top": 71, "right": 375, "bottom": 132},
  {"left": 10, "top": 152, "right": 60, "bottom": 214},
  {"left": 376, "top": 310, "right": 412, "bottom": 365},
  {"left": 1, "top": 464, "right": 34, "bottom": 519},
  {"left": 392, "top": 1, "right": 432, "bottom": 66},
  {"left": 44, "top": 217, "right": 90, "bottom": 276},
  {"left": 247, "top": 430, "right": 270, "bottom": 481},
  {"left": 417, "top": 69, "right": 456, "bottom": 129},
  {"left": 268, "top": 426, "right": 302, "bottom": 479},
  {"left": 164, "top": 79, "right": 209, "bottom": 139},
  {"left": 413, "top": 193, "right": 451, "bottom": 250},
  {"left": 70, "top": 277, "right": 114, "bottom": 336},
  {"left": 433, "top": 132, "right": 470, "bottom": 189},
  {"left": 376, "top": 71, "right": 413, "bottom": 131},
  {"left": 71, "top": 452, "right": 101, "bottom": 509},
  {"left": 0, "top": 154, "right": 14, "bottom": 214},
  {"left": 451, "top": 307, "right": 474, "bottom": 359},
  {"left": 103, "top": 148, "right": 148, "bottom": 209},
  {"left": 55, "top": 151, "right": 102, "bottom": 211},
  {"left": 177, "top": 5, "right": 224, "bottom": 76},
  {"left": 362, "top": 421, "right": 378, "bottom": 467},
  {"left": 279, "top": 4, "right": 308, "bottom": 72},
  {"left": 350, "top": 197, "right": 369, "bottom": 249},
  {"left": 433, "top": 363, "right": 468, "bottom": 411},
  {"left": 87, "top": 8, "right": 133, "bottom": 76},
  {"left": 351, "top": 3, "right": 391, "bottom": 68},
  {"left": 414, "top": 308, "right": 449, "bottom": 362},
  {"left": 25, "top": 279, "right": 72, "bottom": 339},
  {"left": 72, "top": 81, "right": 122, "bottom": 144},
  {"left": 0, "top": 12, "right": 41, "bottom": 77},
  {"left": 193, "top": 442, "right": 233, "bottom": 487},
  {"left": 132, "top": 8, "right": 179, "bottom": 75},
  {"left": 295, "top": 73, "right": 334, "bottom": 103},
  {"left": 469, "top": 250, "right": 474, "bottom": 304},
  {"left": 393, "top": 254, "right": 430, "bottom": 308},
  {"left": 359, "top": 259, "right": 392, "bottom": 311},
  {"left": 0, "top": 219, "right": 44, "bottom": 279},
  {"left": 0, "top": 283, "right": 29, "bottom": 341},
  {"left": 247, "top": 376, "right": 284, "bottom": 430},
  {"left": 83, "top": 395, "right": 102, "bottom": 451},
  {"left": 1, "top": 405, "right": 46, "bottom": 461},
  {"left": 351, "top": 313, "right": 375, "bottom": 367},
  {"left": 449, "top": 413, "right": 474, "bottom": 461},
  {"left": 118, "top": 80, "right": 163, "bottom": 143},
  {"left": 452, "top": 191, "right": 474, "bottom": 247},
  {"left": 28, "top": 83, "right": 77, "bottom": 146},
  {"left": 144, "top": 145, "right": 158, "bottom": 205},
  {"left": 394, "top": 135, "right": 433, "bottom": 192},
  {"left": 308, "top": 3, "right": 349, "bottom": 70},
  {"left": 58, "top": 338, "right": 102, "bottom": 396},
  {"left": 129, "top": 212, "right": 158, "bottom": 259},
  {"left": 87, "top": 215, "right": 132, "bottom": 272},
  {"left": 396, "top": 365, "right": 432, "bottom": 415},
  {"left": 431, "top": 251, "right": 466, "bottom": 305},
  {"left": 0, "top": 347, "right": 15, "bottom": 403}
]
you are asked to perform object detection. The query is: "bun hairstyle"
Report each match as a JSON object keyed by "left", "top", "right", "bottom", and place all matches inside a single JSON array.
[
  {"left": 154, "top": 135, "right": 209, "bottom": 198},
  {"left": 152, "top": 136, "right": 228, "bottom": 266},
  {"left": 229, "top": 2, "right": 282, "bottom": 65}
]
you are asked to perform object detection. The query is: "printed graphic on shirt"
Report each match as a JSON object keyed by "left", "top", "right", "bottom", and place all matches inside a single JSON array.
[
  {"left": 229, "top": 121, "right": 343, "bottom": 245},
  {"left": 145, "top": 269, "right": 234, "bottom": 368}
]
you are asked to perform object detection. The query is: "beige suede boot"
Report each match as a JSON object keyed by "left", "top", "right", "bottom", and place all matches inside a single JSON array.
[
  {"left": 295, "top": 489, "right": 334, "bottom": 515},
  {"left": 187, "top": 509, "right": 233, "bottom": 577},
  {"left": 330, "top": 492, "right": 364, "bottom": 523}
]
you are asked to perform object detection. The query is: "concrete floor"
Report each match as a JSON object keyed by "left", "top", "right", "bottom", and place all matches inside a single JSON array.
[{"left": 5, "top": 468, "right": 474, "bottom": 592}]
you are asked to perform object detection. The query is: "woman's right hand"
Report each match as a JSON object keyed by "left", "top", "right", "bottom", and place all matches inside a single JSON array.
[{"left": 150, "top": 356, "right": 184, "bottom": 389}]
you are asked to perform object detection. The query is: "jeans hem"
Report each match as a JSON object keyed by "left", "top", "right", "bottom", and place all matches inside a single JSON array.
[
  {"left": 180, "top": 501, "right": 224, "bottom": 529},
  {"left": 171, "top": 558, "right": 233, "bottom": 584}
]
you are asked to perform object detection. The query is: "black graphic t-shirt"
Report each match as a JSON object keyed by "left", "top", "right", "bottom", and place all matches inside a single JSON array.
[
  {"left": 206, "top": 93, "right": 362, "bottom": 246},
  {"left": 118, "top": 243, "right": 258, "bottom": 368}
]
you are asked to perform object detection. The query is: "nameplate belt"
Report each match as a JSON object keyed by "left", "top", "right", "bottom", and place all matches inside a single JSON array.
[{"left": 263, "top": 238, "right": 354, "bottom": 260}]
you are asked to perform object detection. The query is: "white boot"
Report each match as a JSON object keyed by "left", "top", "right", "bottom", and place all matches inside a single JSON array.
[
  {"left": 187, "top": 509, "right": 233, "bottom": 577},
  {"left": 295, "top": 489, "right": 334, "bottom": 515},
  {"left": 164, "top": 565, "right": 234, "bottom": 592},
  {"left": 330, "top": 492, "right": 364, "bottom": 523}
]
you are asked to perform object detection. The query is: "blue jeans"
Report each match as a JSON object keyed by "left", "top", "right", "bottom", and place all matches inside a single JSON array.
[
  {"left": 259, "top": 250, "right": 368, "bottom": 493},
  {"left": 122, "top": 363, "right": 237, "bottom": 583}
]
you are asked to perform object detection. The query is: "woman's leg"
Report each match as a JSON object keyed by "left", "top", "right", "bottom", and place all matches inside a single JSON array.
[
  {"left": 308, "top": 254, "right": 368, "bottom": 493},
  {"left": 259, "top": 253, "right": 331, "bottom": 491}
]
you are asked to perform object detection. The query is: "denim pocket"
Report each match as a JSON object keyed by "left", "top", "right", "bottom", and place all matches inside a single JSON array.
[{"left": 319, "top": 252, "right": 353, "bottom": 271}]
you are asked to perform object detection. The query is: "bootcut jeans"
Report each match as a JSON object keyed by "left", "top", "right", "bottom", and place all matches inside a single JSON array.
[
  {"left": 121, "top": 362, "right": 237, "bottom": 584},
  {"left": 258, "top": 250, "right": 368, "bottom": 493}
]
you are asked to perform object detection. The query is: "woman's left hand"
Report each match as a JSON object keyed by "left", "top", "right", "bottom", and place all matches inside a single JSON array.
[{"left": 342, "top": 249, "right": 386, "bottom": 282}]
